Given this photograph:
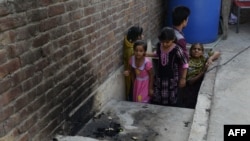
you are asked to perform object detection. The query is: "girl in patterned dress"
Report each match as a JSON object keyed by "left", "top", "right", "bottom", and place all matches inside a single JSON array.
[
  {"left": 124, "top": 40, "right": 153, "bottom": 103},
  {"left": 148, "top": 27, "right": 188, "bottom": 106}
]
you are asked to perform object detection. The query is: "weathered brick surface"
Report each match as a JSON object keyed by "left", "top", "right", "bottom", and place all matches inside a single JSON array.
[{"left": 0, "top": 0, "right": 163, "bottom": 140}]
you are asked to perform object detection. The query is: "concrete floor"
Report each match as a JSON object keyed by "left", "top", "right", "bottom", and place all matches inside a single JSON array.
[
  {"left": 55, "top": 100, "right": 194, "bottom": 141},
  {"left": 78, "top": 100, "right": 194, "bottom": 141}
]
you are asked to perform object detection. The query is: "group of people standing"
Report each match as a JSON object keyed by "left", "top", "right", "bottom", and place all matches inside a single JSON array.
[{"left": 123, "top": 6, "right": 220, "bottom": 109}]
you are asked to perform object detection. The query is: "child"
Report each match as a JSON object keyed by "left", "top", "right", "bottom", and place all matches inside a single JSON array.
[
  {"left": 148, "top": 27, "right": 188, "bottom": 106},
  {"left": 172, "top": 6, "right": 190, "bottom": 59},
  {"left": 172, "top": 6, "right": 190, "bottom": 107},
  {"left": 182, "top": 43, "right": 220, "bottom": 108},
  {"left": 124, "top": 40, "right": 153, "bottom": 103},
  {"left": 123, "top": 26, "right": 144, "bottom": 101}
]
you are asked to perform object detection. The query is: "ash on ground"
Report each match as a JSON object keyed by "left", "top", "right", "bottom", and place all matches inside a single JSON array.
[{"left": 77, "top": 112, "right": 159, "bottom": 141}]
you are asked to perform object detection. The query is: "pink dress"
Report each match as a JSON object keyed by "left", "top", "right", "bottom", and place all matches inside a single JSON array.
[{"left": 130, "top": 56, "right": 153, "bottom": 103}]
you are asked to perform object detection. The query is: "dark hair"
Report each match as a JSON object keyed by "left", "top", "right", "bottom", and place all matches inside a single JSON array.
[
  {"left": 127, "top": 26, "right": 143, "bottom": 42},
  {"left": 133, "top": 40, "right": 147, "bottom": 52},
  {"left": 172, "top": 6, "right": 190, "bottom": 26},
  {"left": 158, "top": 27, "right": 176, "bottom": 42}
]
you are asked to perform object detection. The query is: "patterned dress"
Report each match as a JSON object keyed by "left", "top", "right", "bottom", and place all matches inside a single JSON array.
[
  {"left": 130, "top": 56, "right": 153, "bottom": 103},
  {"left": 152, "top": 43, "right": 188, "bottom": 106}
]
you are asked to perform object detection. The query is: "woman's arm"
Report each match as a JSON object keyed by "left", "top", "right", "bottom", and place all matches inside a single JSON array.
[
  {"left": 206, "top": 51, "right": 221, "bottom": 66},
  {"left": 179, "top": 68, "right": 187, "bottom": 88}
]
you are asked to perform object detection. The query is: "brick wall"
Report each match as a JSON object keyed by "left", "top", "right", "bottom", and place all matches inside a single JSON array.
[{"left": 0, "top": 0, "right": 163, "bottom": 141}]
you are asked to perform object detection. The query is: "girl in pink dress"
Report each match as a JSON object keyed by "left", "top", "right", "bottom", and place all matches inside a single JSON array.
[{"left": 124, "top": 40, "right": 154, "bottom": 103}]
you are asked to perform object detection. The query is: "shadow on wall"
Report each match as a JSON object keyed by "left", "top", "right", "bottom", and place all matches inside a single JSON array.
[{"left": 56, "top": 66, "right": 126, "bottom": 138}]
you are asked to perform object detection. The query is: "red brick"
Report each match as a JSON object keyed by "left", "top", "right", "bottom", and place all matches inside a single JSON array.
[
  {"left": 35, "top": 58, "right": 50, "bottom": 72},
  {"left": 85, "top": 25, "right": 95, "bottom": 35},
  {"left": 69, "top": 9, "right": 83, "bottom": 20},
  {"left": 57, "top": 35, "right": 72, "bottom": 48},
  {"left": 8, "top": 58, "right": 21, "bottom": 73},
  {"left": 73, "top": 49, "right": 84, "bottom": 60},
  {"left": 52, "top": 49, "right": 64, "bottom": 62},
  {"left": 0, "top": 86, "right": 22, "bottom": 107},
  {"left": 0, "top": 128, "right": 19, "bottom": 139},
  {"left": 0, "top": 31, "right": 15, "bottom": 45},
  {"left": 42, "top": 77, "right": 54, "bottom": 92},
  {"left": 0, "top": 65, "right": 8, "bottom": 78},
  {"left": 2, "top": 110, "right": 30, "bottom": 137},
  {"left": 26, "top": 8, "right": 48, "bottom": 22},
  {"left": 13, "top": 1, "right": 37, "bottom": 12},
  {"left": 72, "top": 30, "right": 83, "bottom": 40},
  {"left": 60, "top": 13, "right": 71, "bottom": 25},
  {"left": 41, "top": 43, "right": 53, "bottom": 57},
  {"left": 27, "top": 95, "right": 45, "bottom": 113},
  {"left": 38, "top": 0, "right": 54, "bottom": 6},
  {"left": 0, "top": 106, "right": 14, "bottom": 123},
  {"left": 48, "top": 4, "right": 65, "bottom": 17},
  {"left": 0, "top": 3, "right": 11, "bottom": 16},
  {"left": 59, "top": 54, "right": 71, "bottom": 68},
  {"left": 0, "top": 49, "right": 7, "bottom": 65},
  {"left": 20, "top": 51, "right": 36, "bottom": 66},
  {"left": 32, "top": 33, "right": 50, "bottom": 48},
  {"left": 51, "top": 26, "right": 69, "bottom": 39},
  {"left": 84, "top": 6, "right": 95, "bottom": 16},
  {"left": 14, "top": 27, "right": 31, "bottom": 41},
  {"left": 69, "top": 21, "right": 80, "bottom": 32},
  {"left": 6, "top": 41, "right": 30, "bottom": 58},
  {"left": 18, "top": 114, "right": 38, "bottom": 134},
  {"left": 0, "top": 78, "right": 11, "bottom": 94},
  {"left": 14, "top": 108, "right": 29, "bottom": 125},
  {"left": 65, "top": 1, "right": 79, "bottom": 11},
  {"left": 12, "top": 66, "right": 35, "bottom": 87},
  {"left": 69, "top": 40, "right": 84, "bottom": 54},
  {"left": 0, "top": 58, "right": 21, "bottom": 76},
  {"left": 4, "top": 114, "right": 19, "bottom": 134},
  {"left": 0, "top": 14, "right": 26, "bottom": 32},
  {"left": 28, "top": 124, "right": 40, "bottom": 139},
  {"left": 57, "top": 87, "right": 71, "bottom": 103},
  {"left": 80, "top": 17, "right": 91, "bottom": 27},
  {"left": 21, "top": 76, "right": 40, "bottom": 93},
  {"left": 27, "top": 24, "right": 40, "bottom": 37},
  {"left": 39, "top": 17, "right": 60, "bottom": 32}
]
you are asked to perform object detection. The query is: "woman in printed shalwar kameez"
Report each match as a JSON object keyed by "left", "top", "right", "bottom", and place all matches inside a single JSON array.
[{"left": 181, "top": 43, "right": 220, "bottom": 108}]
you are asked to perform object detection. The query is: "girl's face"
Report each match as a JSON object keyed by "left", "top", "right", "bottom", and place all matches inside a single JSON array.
[
  {"left": 134, "top": 45, "right": 145, "bottom": 59},
  {"left": 191, "top": 44, "right": 203, "bottom": 58},
  {"left": 161, "top": 40, "right": 174, "bottom": 48}
]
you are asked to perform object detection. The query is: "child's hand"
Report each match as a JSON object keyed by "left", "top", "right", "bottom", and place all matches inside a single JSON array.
[
  {"left": 124, "top": 70, "right": 130, "bottom": 76},
  {"left": 148, "top": 89, "right": 154, "bottom": 97}
]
